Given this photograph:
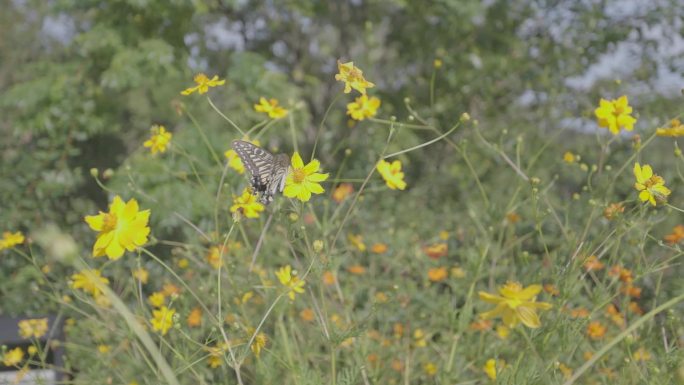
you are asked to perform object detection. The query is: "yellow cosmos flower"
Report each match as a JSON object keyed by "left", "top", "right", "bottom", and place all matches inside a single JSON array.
[
  {"left": 335, "top": 61, "right": 375, "bottom": 95},
  {"left": 347, "top": 233, "right": 366, "bottom": 252},
  {"left": 254, "top": 97, "right": 288, "bottom": 119},
  {"left": 148, "top": 292, "right": 166, "bottom": 308},
  {"left": 132, "top": 267, "right": 149, "bottom": 284},
  {"left": 376, "top": 159, "right": 407, "bottom": 190},
  {"left": 0, "top": 231, "right": 25, "bottom": 250},
  {"left": 230, "top": 188, "right": 265, "bottom": 218},
  {"left": 483, "top": 359, "right": 506, "bottom": 380},
  {"left": 70, "top": 269, "right": 109, "bottom": 298},
  {"left": 633, "top": 163, "right": 671, "bottom": 206},
  {"left": 283, "top": 152, "right": 329, "bottom": 202},
  {"left": 275, "top": 265, "right": 305, "bottom": 300},
  {"left": 150, "top": 306, "right": 175, "bottom": 335},
  {"left": 180, "top": 73, "right": 225, "bottom": 95},
  {"left": 2, "top": 347, "right": 23, "bottom": 367},
  {"left": 206, "top": 246, "right": 225, "bottom": 270},
  {"left": 143, "top": 125, "right": 172, "bottom": 154},
  {"left": 84, "top": 196, "right": 151, "bottom": 260},
  {"left": 224, "top": 138, "right": 260, "bottom": 174},
  {"left": 18, "top": 318, "right": 49, "bottom": 339},
  {"left": 594, "top": 95, "right": 637, "bottom": 135},
  {"left": 347, "top": 95, "right": 381, "bottom": 121},
  {"left": 251, "top": 331, "right": 268, "bottom": 358},
  {"left": 656, "top": 118, "right": 684, "bottom": 137},
  {"left": 478, "top": 281, "right": 553, "bottom": 329}
]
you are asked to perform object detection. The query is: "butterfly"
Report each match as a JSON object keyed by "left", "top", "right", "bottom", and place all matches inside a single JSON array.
[{"left": 231, "top": 140, "right": 290, "bottom": 205}]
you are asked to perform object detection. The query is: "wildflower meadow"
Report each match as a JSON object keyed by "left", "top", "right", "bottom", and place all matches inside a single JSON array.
[{"left": 1, "top": 2, "right": 683, "bottom": 384}]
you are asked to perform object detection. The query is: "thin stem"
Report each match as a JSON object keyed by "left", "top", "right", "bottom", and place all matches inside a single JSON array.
[
  {"left": 207, "top": 96, "right": 245, "bottom": 136},
  {"left": 184, "top": 108, "right": 223, "bottom": 167},
  {"left": 383, "top": 121, "right": 460, "bottom": 159},
  {"left": 311, "top": 92, "right": 342, "bottom": 161}
]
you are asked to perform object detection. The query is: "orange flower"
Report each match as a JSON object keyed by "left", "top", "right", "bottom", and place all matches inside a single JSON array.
[
  {"left": 300, "top": 308, "right": 315, "bottom": 322},
  {"left": 543, "top": 284, "right": 559, "bottom": 296},
  {"left": 569, "top": 307, "right": 590, "bottom": 318},
  {"left": 628, "top": 301, "right": 644, "bottom": 315},
  {"left": 622, "top": 285, "right": 641, "bottom": 298},
  {"left": 664, "top": 225, "right": 684, "bottom": 245},
  {"left": 608, "top": 266, "right": 633, "bottom": 283},
  {"left": 423, "top": 243, "right": 448, "bottom": 259},
  {"left": 347, "top": 265, "right": 366, "bottom": 275},
  {"left": 371, "top": 243, "right": 388, "bottom": 254},
  {"left": 332, "top": 183, "right": 354, "bottom": 203},
  {"left": 583, "top": 255, "right": 605, "bottom": 271},
  {"left": 162, "top": 283, "right": 181, "bottom": 297},
  {"left": 586, "top": 321, "right": 606, "bottom": 340},
  {"left": 506, "top": 212, "right": 521, "bottom": 224},
  {"left": 187, "top": 307, "right": 202, "bottom": 328},
  {"left": 427, "top": 267, "right": 448, "bottom": 282},
  {"left": 469, "top": 319, "right": 493, "bottom": 331},
  {"left": 603, "top": 203, "right": 624, "bottom": 220},
  {"left": 322, "top": 271, "right": 336, "bottom": 286}
]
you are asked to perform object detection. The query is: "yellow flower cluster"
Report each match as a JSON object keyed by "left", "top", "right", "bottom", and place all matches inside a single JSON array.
[{"left": 0, "top": 231, "right": 24, "bottom": 250}]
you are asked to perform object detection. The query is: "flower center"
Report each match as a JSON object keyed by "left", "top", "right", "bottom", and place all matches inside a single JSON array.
[
  {"left": 644, "top": 175, "right": 662, "bottom": 189},
  {"left": 293, "top": 168, "right": 306, "bottom": 183},
  {"left": 102, "top": 213, "right": 118, "bottom": 232}
]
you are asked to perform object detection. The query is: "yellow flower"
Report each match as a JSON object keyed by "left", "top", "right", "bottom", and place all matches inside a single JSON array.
[
  {"left": 206, "top": 246, "right": 225, "bottom": 269},
  {"left": 0, "top": 231, "right": 25, "bottom": 250},
  {"left": 254, "top": 97, "right": 288, "bottom": 119},
  {"left": 275, "top": 265, "right": 305, "bottom": 300},
  {"left": 98, "top": 345, "right": 110, "bottom": 354},
  {"left": 70, "top": 269, "right": 109, "bottom": 298},
  {"left": 594, "top": 95, "right": 637, "bottom": 135},
  {"left": 84, "top": 196, "right": 151, "bottom": 260},
  {"left": 563, "top": 151, "right": 577, "bottom": 164},
  {"left": 633, "top": 347, "right": 651, "bottom": 362},
  {"left": 483, "top": 358, "right": 505, "bottom": 380},
  {"left": 376, "top": 159, "right": 407, "bottom": 190},
  {"left": 586, "top": 321, "right": 606, "bottom": 340},
  {"left": 433, "top": 59, "right": 443, "bottom": 69},
  {"left": 2, "top": 347, "right": 23, "bottom": 367},
  {"left": 18, "top": 318, "right": 49, "bottom": 339},
  {"left": 335, "top": 61, "right": 375, "bottom": 95},
  {"left": 148, "top": 292, "right": 166, "bottom": 308},
  {"left": 496, "top": 325, "right": 510, "bottom": 339},
  {"left": 423, "top": 362, "right": 438, "bottom": 376},
  {"left": 332, "top": 183, "right": 354, "bottom": 203},
  {"left": 633, "top": 163, "right": 671, "bottom": 206},
  {"left": 347, "top": 233, "right": 366, "bottom": 252},
  {"left": 224, "top": 139, "right": 260, "bottom": 175},
  {"left": 177, "top": 258, "right": 189, "bottom": 269},
  {"left": 132, "top": 268, "right": 149, "bottom": 284},
  {"left": 180, "top": 73, "right": 225, "bottom": 95},
  {"left": 150, "top": 306, "right": 175, "bottom": 335},
  {"left": 347, "top": 95, "right": 381, "bottom": 121},
  {"left": 230, "top": 188, "right": 265, "bottom": 219},
  {"left": 283, "top": 152, "right": 329, "bottom": 202},
  {"left": 143, "top": 125, "right": 172, "bottom": 154},
  {"left": 250, "top": 332, "right": 268, "bottom": 358},
  {"left": 478, "top": 281, "right": 553, "bottom": 328},
  {"left": 656, "top": 118, "right": 684, "bottom": 137}
]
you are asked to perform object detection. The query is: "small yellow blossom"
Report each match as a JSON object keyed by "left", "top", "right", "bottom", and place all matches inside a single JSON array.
[
  {"left": 423, "top": 362, "right": 438, "bottom": 376},
  {"left": 450, "top": 266, "right": 465, "bottom": 278},
  {"left": 187, "top": 307, "right": 202, "bottom": 328},
  {"left": 433, "top": 59, "right": 443, "bottom": 69},
  {"left": 84, "top": 196, "right": 151, "bottom": 260},
  {"left": 283, "top": 152, "right": 329, "bottom": 202},
  {"left": 0, "top": 231, "right": 25, "bottom": 250},
  {"left": 586, "top": 321, "right": 606, "bottom": 340},
  {"left": 2, "top": 347, "right": 23, "bottom": 367},
  {"left": 335, "top": 61, "right": 375, "bottom": 95},
  {"left": 207, "top": 355, "right": 222, "bottom": 369},
  {"left": 634, "top": 163, "right": 671, "bottom": 206},
  {"left": 376, "top": 159, "right": 407, "bottom": 190},
  {"left": 150, "top": 306, "right": 175, "bottom": 335},
  {"left": 347, "top": 233, "right": 366, "bottom": 252},
  {"left": 148, "top": 292, "right": 165, "bottom": 308},
  {"left": 347, "top": 94, "right": 381, "bottom": 121},
  {"left": 230, "top": 188, "right": 265, "bottom": 219},
  {"left": 413, "top": 329, "right": 427, "bottom": 348},
  {"left": 18, "top": 318, "right": 49, "bottom": 339},
  {"left": 423, "top": 243, "right": 448, "bottom": 259},
  {"left": 558, "top": 363, "right": 573, "bottom": 379},
  {"left": 180, "top": 73, "right": 225, "bottom": 95},
  {"left": 275, "top": 265, "right": 305, "bottom": 300},
  {"left": 478, "top": 281, "right": 553, "bottom": 328},
  {"left": 633, "top": 347, "right": 651, "bottom": 362},
  {"left": 254, "top": 97, "right": 288, "bottom": 119},
  {"left": 563, "top": 151, "right": 577, "bottom": 163},
  {"left": 70, "top": 269, "right": 109, "bottom": 298},
  {"left": 427, "top": 267, "right": 448, "bottom": 282},
  {"left": 206, "top": 246, "right": 225, "bottom": 269},
  {"left": 496, "top": 325, "right": 510, "bottom": 339},
  {"left": 594, "top": 95, "right": 637, "bottom": 135},
  {"left": 177, "top": 258, "right": 189, "bottom": 269},
  {"left": 132, "top": 268, "right": 149, "bottom": 284},
  {"left": 98, "top": 345, "right": 110, "bottom": 354},
  {"left": 143, "top": 125, "right": 172, "bottom": 154},
  {"left": 250, "top": 331, "right": 268, "bottom": 358},
  {"left": 656, "top": 118, "right": 684, "bottom": 137},
  {"left": 439, "top": 230, "right": 449, "bottom": 240},
  {"left": 27, "top": 346, "right": 37, "bottom": 356},
  {"left": 483, "top": 358, "right": 505, "bottom": 380}
]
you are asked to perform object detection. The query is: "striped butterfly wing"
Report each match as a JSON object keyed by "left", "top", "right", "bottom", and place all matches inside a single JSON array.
[{"left": 231, "top": 140, "right": 289, "bottom": 204}]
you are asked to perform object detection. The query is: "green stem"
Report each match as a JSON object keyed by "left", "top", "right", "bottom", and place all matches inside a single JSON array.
[
  {"left": 184, "top": 109, "right": 223, "bottom": 168},
  {"left": 207, "top": 96, "right": 245, "bottom": 136}
]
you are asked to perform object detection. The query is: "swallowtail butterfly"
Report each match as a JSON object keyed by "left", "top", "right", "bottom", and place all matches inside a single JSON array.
[{"left": 231, "top": 140, "right": 290, "bottom": 205}]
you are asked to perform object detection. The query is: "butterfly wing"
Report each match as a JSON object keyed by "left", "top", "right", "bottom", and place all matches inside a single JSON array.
[{"left": 231, "top": 140, "right": 287, "bottom": 205}]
